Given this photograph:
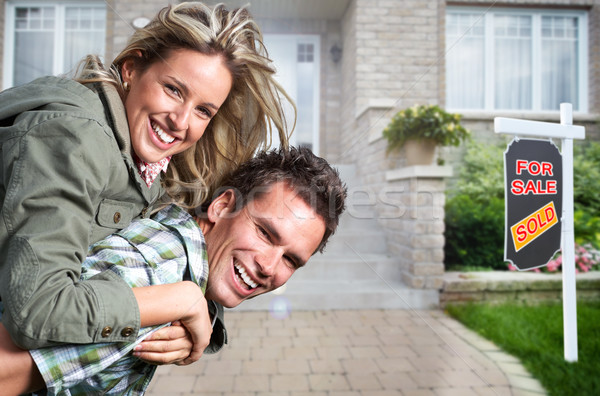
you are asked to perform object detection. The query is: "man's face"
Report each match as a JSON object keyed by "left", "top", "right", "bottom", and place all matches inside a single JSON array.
[{"left": 203, "top": 182, "right": 325, "bottom": 308}]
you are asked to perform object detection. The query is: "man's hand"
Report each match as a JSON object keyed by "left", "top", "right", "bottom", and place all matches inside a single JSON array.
[
  {"left": 133, "top": 281, "right": 213, "bottom": 365},
  {"left": 133, "top": 321, "right": 194, "bottom": 365}
]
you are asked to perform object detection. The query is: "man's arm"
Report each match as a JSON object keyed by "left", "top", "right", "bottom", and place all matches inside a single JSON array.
[{"left": 0, "top": 323, "right": 44, "bottom": 395}]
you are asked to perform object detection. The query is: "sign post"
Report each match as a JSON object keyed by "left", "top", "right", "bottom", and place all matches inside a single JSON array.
[{"left": 495, "top": 103, "right": 585, "bottom": 362}]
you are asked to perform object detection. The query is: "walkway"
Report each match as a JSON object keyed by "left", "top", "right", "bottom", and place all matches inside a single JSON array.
[{"left": 146, "top": 309, "right": 546, "bottom": 396}]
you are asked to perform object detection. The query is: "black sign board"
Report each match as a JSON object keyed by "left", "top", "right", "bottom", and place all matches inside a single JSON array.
[{"left": 504, "top": 139, "right": 563, "bottom": 270}]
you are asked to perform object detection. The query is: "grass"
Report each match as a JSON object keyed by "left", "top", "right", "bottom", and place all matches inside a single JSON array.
[{"left": 446, "top": 301, "right": 600, "bottom": 396}]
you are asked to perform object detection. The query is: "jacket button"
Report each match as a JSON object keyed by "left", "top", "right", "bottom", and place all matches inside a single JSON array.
[
  {"left": 101, "top": 326, "right": 113, "bottom": 337},
  {"left": 121, "top": 327, "right": 135, "bottom": 337},
  {"left": 113, "top": 212, "right": 121, "bottom": 223}
]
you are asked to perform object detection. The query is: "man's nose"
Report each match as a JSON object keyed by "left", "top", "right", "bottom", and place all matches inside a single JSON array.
[
  {"left": 256, "top": 249, "right": 282, "bottom": 277},
  {"left": 168, "top": 104, "right": 191, "bottom": 131}
]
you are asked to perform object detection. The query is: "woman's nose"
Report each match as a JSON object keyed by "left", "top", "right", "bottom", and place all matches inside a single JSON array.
[{"left": 168, "top": 105, "right": 191, "bottom": 131}]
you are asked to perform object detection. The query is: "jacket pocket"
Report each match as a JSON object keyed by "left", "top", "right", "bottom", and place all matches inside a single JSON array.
[{"left": 96, "top": 199, "right": 136, "bottom": 230}]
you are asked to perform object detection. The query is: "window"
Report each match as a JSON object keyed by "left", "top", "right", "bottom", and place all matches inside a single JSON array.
[
  {"left": 263, "top": 35, "right": 320, "bottom": 154},
  {"left": 446, "top": 8, "right": 588, "bottom": 112},
  {"left": 4, "top": 2, "right": 106, "bottom": 88}
]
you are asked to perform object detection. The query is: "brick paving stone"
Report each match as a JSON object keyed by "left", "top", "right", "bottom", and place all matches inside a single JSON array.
[
  {"left": 203, "top": 359, "right": 242, "bottom": 375},
  {"left": 345, "top": 373, "right": 383, "bottom": 391},
  {"left": 270, "top": 374, "right": 310, "bottom": 392},
  {"left": 267, "top": 326, "right": 297, "bottom": 337},
  {"left": 318, "top": 335, "right": 351, "bottom": 346},
  {"left": 368, "top": 390, "right": 416, "bottom": 396},
  {"left": 317, "top": 345, "right": 352, "bottom": 359},
  {"left": 409, "top": 371, "right": 450, "bottom": 388},
  {"left": 145, "top": 374, "right": 196, "bottom": 393},
  {"left": 309, "top": 358, "right": 345, "bottom": 374},
  {"left": 292, "top": 335, "right": 323, "bottom": 347},
  {"left": 308, "top": 374, "right": 351, "bottom": 391},
  {"left": 251, "top": 346, "right": 284, "bottom": 360},
  {"left": 409, "top": 356, "right": 453, "bottom": 371},
  {"left": 374, "top": 357, "right": 415, "bottom": 372},
  {"left": 438, "top": 369, "right": 489, "bottom": 387},
  {"left": 348, "top": 345, "right": 384, "bottom": 358},
  {"left": 297, "top": 326, "right": 326, "bottom": 337},
  {"left": 242, "top": 359, "right": 277, "bottom": 375},
  {"left": 473, "top": 385, "right": 514, "bottom": 396},
  {"left": 377, "top": 372, "right": 419, "bottom": 390},
  {"left": 381, "top": 345, "right": 419, "bottom": 358},
  {"left": 341, "top": 358, "right": 380, "bottom": 374},
  {"left": 284, "top": 346, "right": 318, "bottom": 359},
  {"left": 277, "top": 358, "right": 311, "bottom": 374},
  {"left": 233, "top": 374, "right": 270, "bottom": 392},
  {"left": 430, "top": 387, "right": 480, "bottom": 396},
  {"left": 192, "top": 375, "right": 233, "bottom": 393},
  {"left": 402, "top": 390, "right": 437, "bottom": 396}
]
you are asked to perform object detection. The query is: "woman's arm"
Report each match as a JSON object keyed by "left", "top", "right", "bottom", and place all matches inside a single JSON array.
[
  {"left": 133, "top": 281, "right": 212, "bottom": 364},
  {"left": 0, "top": 323, "right": 44, "bottom": 395},
  {"left": 0, "top": 115, "right": 141, "bottom": 349}
]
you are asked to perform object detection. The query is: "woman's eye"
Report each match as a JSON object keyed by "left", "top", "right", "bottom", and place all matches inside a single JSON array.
[
  {"left": 165, "top": 84, "right": 180, "bottom": 97},
  {"left": 196, "top": 106, "right": 212, "bottom": 119}
]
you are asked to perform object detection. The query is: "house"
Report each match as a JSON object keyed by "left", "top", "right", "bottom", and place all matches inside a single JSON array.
[{"left": 1, "top": 0, "right": 598, "bottom": 308}]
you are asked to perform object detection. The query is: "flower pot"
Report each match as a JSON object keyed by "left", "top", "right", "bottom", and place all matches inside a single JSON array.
[{"left": 403, "top": 138, "right": 436, "bottom": 166}]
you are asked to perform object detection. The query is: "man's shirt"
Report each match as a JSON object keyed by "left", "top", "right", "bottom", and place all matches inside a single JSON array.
[{"left": 30, "top": 204, "right": 210, "bottom": 395}]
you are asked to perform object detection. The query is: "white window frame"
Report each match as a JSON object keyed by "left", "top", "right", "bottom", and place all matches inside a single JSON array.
[
  {"left": 3, "top": 0, "right": 106, "bottom": 89},
  {"left": 446, "top": 7, "right": 588, "bottom": 113}
]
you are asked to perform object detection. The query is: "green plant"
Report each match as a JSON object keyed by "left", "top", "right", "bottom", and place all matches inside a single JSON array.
[
  {"left": 445, "top": 194, "right": 506, "bottom": 270},
  {"left": 383, "top": 104, "right": 470, "bottom": 152},
  {"left": 446, "top": 301, "right": 600, "bottom": 396}
]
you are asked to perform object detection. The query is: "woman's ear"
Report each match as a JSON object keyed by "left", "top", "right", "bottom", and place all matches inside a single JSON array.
[
  {"left": 120, "top": 50, "right": 143, "bottom": 85},
  {"left": 207, "top": 189, "right": 237, "bottom": 222}
]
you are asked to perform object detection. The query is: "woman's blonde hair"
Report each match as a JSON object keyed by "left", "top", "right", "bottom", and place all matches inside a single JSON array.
[{"left": 75, "top": 2, "right": 294, "bottom": 208}]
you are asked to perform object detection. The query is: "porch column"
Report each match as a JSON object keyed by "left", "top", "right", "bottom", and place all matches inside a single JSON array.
[{"left": 383, "top": 165, "right": 452, "bottom": 289}]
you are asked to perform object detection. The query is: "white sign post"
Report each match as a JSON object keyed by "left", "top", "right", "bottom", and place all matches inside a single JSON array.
[{"left": 495, "top": 103, "right": 585, "bottom": 362}]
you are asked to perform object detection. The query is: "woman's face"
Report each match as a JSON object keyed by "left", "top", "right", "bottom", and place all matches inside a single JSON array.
[{"left": 122, "top": 49, "right": 233, "bottom": 164}]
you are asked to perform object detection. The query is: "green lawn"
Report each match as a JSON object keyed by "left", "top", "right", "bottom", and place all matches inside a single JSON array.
[{"left": 445, "top": 301, "right": 600, "bottom": 396}]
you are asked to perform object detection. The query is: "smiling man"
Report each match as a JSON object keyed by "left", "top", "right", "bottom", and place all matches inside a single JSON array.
[{"left": 0, "top": 147, "right": 347, "bottom": 395}]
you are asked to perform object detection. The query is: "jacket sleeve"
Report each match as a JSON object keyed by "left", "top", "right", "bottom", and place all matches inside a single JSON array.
[{"left": 0, "top": 114, "right": 141, "bottom": 349}]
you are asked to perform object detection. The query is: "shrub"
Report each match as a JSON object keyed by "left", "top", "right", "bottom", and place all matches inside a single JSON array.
[{"left": 445, "top": 194, "right": 505, "bottom": 270}]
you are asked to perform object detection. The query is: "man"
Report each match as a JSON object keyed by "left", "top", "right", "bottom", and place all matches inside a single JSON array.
[{"left": 0, "top": 147, "right": 347, "bottom": 395}]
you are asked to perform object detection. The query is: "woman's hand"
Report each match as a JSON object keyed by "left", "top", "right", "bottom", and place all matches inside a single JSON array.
[
  {"left": 133, "top": 281, "right": 213, "bottom": 365},
  {"left": 133, "top": 321, "right": 194, "bottom": 365}
]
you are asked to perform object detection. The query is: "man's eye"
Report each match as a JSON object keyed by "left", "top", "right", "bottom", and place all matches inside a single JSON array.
[
  {"left": 284, "top": 255, "right": 299, "bottom": 269},
  {"left": 258, "top": 226, "right": 269, "bottom": 239}
]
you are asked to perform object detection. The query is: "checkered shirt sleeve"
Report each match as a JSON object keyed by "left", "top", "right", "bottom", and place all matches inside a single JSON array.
[{"left": 29, "top": 205, "right": 208, "bottom": 395}]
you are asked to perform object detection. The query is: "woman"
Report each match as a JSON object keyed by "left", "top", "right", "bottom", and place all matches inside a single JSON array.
[{"left": 0, "top": 2, "right": 292, "bottom": 366}]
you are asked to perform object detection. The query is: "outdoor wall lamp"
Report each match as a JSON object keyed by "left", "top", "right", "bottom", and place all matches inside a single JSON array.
[{"left": 330, "top": 44, "right": 342, "bottom": 63}]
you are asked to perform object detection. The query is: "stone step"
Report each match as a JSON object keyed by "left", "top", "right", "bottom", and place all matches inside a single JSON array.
[
  {"left": 294, "top": 254, "right": 400, "bottom": 282},
  {"left": 232, "top": 279, "right": 439, "bottom": 311},
  {"left": 323, "top": 229, "right": 388, "bottom": 254}
]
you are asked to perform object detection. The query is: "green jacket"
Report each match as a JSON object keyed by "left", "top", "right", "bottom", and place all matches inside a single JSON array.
[{"left": 0, "top": 76, "right": 164, "bottom": 349}]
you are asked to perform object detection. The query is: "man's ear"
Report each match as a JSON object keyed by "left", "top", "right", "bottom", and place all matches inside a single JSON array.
[{"left": 207, "top": 189, "right": 237, "bottom": 222}]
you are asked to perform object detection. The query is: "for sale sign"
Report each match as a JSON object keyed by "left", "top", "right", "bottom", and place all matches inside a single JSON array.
[{"left": 504, "top": 138, "right": 562, "bottom": 270}]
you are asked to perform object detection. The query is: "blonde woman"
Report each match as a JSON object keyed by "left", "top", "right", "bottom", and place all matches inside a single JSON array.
[{"left": 0, "top": 2, "right": 292, "bottom": 366}]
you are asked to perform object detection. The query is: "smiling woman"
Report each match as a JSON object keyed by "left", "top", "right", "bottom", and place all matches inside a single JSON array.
[
  {"left": 0, "top": 1, "right": 293, "bottom": 371},
  {"left": 121, "top": 49, "right": 233, "bottom": 165}
]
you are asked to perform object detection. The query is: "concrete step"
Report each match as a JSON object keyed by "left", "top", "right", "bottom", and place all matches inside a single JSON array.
[
  {"left": 323, "top": 230, "right": 388, "bottom": 254},
  {"left": 293, "top": 254, "right": 400, "bottom": 282},
  {"left": 232, "top": 279, "right": 439, "bottom": 311}
]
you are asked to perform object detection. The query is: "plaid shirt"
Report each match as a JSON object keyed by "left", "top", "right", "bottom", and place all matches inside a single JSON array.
[{"left": 30, "top": 204, "right": 209, "bottom": 396}]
